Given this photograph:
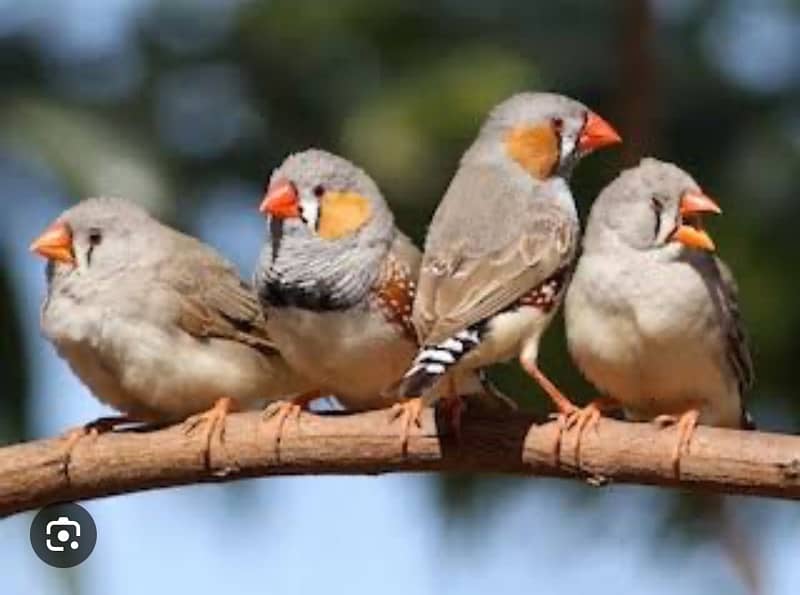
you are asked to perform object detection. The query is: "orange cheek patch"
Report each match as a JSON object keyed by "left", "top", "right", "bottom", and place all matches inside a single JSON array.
[
  {"left": 318, "top": 191, "right": 372, "bottom": 240},
  {"left": 504, "top": 124, "right": 559, "bottom": 180}
]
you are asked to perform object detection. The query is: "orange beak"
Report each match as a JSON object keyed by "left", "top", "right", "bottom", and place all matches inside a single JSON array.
[
  {"left": 672, "top": 190, "right": 722, "bottom": 252},
  {"left": 578, "top": 112, "right": 622, "bottom": 153},
  {"left": 679, "top": 190, "right": 722, "bottom": 217},
  {"left": 259, "top": 179, "right": 300, "bottom": 219},
  {"left": 672, "top": 225, "right": 715, "bottom": 252},
  {"left": 30, "top": 220, "right": 74, "bottom": 264}
]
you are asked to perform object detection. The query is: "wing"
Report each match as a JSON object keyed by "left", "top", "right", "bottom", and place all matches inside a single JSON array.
[
  {"left": 157, "top": 234, "right": 278, "bottom": 356},
  {"left": 712, "top": 257, "right": 755, "bottom": 394},
  {"left": 414, "top": 164, "right": 578, "bottom": 345}
]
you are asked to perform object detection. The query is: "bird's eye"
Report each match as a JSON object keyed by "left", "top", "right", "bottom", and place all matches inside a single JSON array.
[
  {"left": 312, "top": 184, "right": 325, "bottom": 198},
  {"left": 88, "top": 229, "right": 102, "bottom": 246},
  {"left": 552, "top": 117, "right": 564, "bottom": 131}
]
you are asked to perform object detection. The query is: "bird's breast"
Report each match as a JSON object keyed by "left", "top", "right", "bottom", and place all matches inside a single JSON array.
[
  {"left": 565, "top": 256, "right": 740, "bottom": 425},
  {"left": 265, "top": 305, "right": 416, "bottom": 408}
]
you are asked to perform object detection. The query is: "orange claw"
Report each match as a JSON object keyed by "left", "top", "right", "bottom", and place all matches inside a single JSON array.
[
  {"left": 60, "top": 414, "right": 138, "bottom": 471},
  {"left": 654, "top": 408, "right": 701, "bottom": 476},
  {"left": 389, "top": 397, "right": 425, "bottom": 456},
  {"left": 183, "top": 397, "right": 237, "bottom": 461},
  {"left": 565, "top": 397, "right": 621, "bottom": 467},
  {"left": 263, "top": 390, "right": 321, "bottom": 458}
]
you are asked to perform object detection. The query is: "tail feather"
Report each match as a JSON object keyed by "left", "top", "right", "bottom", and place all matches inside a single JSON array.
[
  {"left": 396, "top": 328, "right": 482, "bottom": 397},
  {"left": 396, "top": 367, "right": 440, "bottom": 399}
]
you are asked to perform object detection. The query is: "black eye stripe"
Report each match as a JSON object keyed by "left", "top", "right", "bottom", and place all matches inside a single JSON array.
[
  {"left": 86, "top": 228, "right": 102, "bottom": 265},
  {"left": 650, "top": 197, "right": 664, "bottom": 238},
  {"left": 551, "top": 117, "right": 565, "bottom": 169}
]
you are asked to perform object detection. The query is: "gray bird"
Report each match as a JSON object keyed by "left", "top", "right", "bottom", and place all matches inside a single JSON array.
[
  {"left": 254, "top": 149, "right": 506, "bottom": 449},
  {"left": 31, "top": 197, "right": 314, "bottom": 458},
  {"left": 396, "top": 92, "right": 621, "bottom": 444},
  {"left": 564, "top": 158, "right": 754, "bottom": 471}
]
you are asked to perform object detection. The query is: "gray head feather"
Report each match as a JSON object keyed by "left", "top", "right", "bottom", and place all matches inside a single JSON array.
[
  {"left": 48, "top": 197, "right": 163, "bottom": 281},
  {"left": 583, "top": 157, "right": 702, "bottom": 252},
  {"left": 255, "top": 149, "right": 396, "bottom": 310},
  {"left": 464, "top": 92, "right": 591, "bottom": 175}
]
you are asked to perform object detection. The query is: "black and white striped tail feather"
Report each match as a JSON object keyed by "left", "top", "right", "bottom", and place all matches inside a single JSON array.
[{"left": 397, "top": 327, "right": 482, "bottom": 397}]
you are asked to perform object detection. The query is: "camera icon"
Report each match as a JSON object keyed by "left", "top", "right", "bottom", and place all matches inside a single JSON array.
[
  {"left": 31, "top": 503, "right": 97, "bottom": 568},
  {"left": 45, "top": 516, "right": 81, "bottom": 552}
]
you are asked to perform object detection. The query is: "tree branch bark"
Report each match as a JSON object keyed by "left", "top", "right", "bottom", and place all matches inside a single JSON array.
[{"left": 1, "top": 409, "right": 799, "bottom": 517}]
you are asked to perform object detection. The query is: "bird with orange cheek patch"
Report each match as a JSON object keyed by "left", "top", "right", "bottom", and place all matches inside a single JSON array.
[
  {"left": 254, "top": 150, "right": 513, "bottom": 453},
  {"left": 31, "top": 197, "right": 315, "bottom": 464},
  {"left": 565, "top": 158, "right": 754, "bottom": 474},
  {"left": 395, "top": 92, "right": 621, "bottom": 457}
]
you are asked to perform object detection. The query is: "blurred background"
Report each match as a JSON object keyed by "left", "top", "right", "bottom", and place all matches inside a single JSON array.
[{"left": 0, "top": 0, "right": 798, "bottom": 593}]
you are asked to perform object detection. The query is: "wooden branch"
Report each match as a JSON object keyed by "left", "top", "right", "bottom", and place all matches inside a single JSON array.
[{"left": 1, "top": 408, "right": 799, "bottom": 517}]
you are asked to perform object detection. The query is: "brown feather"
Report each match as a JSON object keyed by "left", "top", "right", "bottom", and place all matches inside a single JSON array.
[
  {"left": 371, "top": 232, "right": 421, "bottom": 342},
  {"left": 159, "top": 234, "right": 277, "bottom": 355},
  {"left": 710, "top": 257, "right": 755, "bottom": 393},
  {"left": 414, "top": 165, "right": 578, "bottom": 345}
]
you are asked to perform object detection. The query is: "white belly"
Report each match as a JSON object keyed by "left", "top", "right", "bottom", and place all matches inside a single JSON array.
[
  {"left": 43, "top": 303, "right": 309, "bottom": 421},
  {"left": 461, "top": 305, "right": 557, "bottom": 370},
  {"left": 565, "top": 259, "right": 742, "bottom": 427},
  {"left": 266, "top": 305, "right": 417, "bottom": 410}
]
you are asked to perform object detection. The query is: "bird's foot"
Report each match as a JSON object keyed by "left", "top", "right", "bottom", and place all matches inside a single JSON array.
[
  {"left": 565, "top": 398, "right": 621, "bottom": 467},
  {"left": 183, "top": 397, "right": 236, "bottom": 460},
  {"left": 60, "top": 415, "right": 137, "bottom": 472},
  {"left": 262, "top": 391, "right": 319, "bottom": 458},
  {"left": 654, "top": 409, "right": 700, "bottom": 477},
  {"left": 389, "top": 397, "right": 425, "bottom": 456},
  {"left": 547, "top": 402, "right": 579, "bottom": 466},
  {"left": 519, "top": 358, "right": 579, "bottom": 465}
]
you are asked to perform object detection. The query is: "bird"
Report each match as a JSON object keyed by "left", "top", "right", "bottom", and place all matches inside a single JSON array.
[
  {"left": 30, "top": 197, "right": 315, "bottom": 462},
  {"left": 396, "top": 92, "right": 621, "bottom": 450},
  {"left": 564, "top": 158, "right": 754, "bottom": 473},
  {"left": 254, "top": 149, "right": 509, "bottom": 449}
]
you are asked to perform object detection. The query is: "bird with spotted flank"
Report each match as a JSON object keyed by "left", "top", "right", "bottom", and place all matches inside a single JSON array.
[
  {"left": 396, "top": 92, "right": 622, "bottom": 453},
  {"left": 254, "top": 149, "right": 510, "bottom": 451}
]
